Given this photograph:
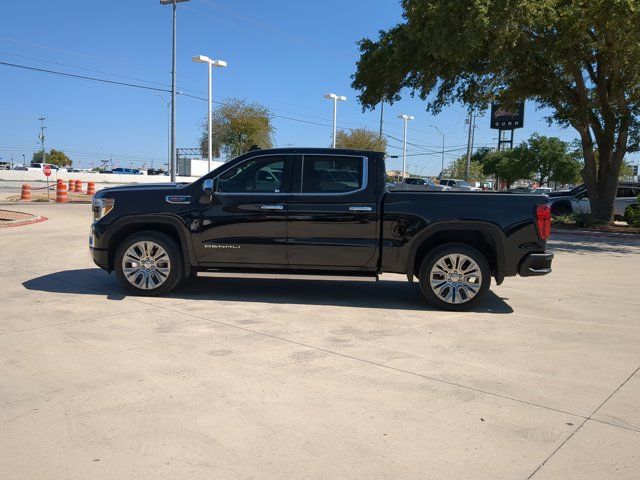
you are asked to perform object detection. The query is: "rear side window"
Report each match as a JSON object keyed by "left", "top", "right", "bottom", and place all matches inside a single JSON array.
[
  {"left": 301, "top": 156, "right": 363, "bottom": 193},
  {"left": 617, "top": 187, "right": 635, "bottom": 198}
]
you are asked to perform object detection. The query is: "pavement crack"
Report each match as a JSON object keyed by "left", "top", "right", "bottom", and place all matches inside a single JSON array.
[{"left": 525, "top": 365, "right": 640, "bottom": 480}]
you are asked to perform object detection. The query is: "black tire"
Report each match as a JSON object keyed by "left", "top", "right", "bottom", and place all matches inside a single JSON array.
[
  {"left": 418, "top": 243, "right": 491, "bottom": 311},
  {"left": 551, "top": 202, "right": 572, "bottom": 216},
  {"left": 114, "top": 231, "right": 183, "bottom": 296}
]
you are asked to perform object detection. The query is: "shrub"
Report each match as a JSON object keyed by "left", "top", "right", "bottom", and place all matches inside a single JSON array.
[{"left": 623, "top": 195, "right": 640, "bottom": 227}]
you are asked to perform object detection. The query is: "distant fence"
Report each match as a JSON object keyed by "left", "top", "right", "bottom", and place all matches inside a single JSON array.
[{"left": 0, "top": 170, "right": 199, "bottom": 184}]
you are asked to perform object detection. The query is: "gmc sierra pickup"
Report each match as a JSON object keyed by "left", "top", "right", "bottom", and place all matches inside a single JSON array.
[{"left": 90, "top": 148, "right": 553, "bottom": 311}]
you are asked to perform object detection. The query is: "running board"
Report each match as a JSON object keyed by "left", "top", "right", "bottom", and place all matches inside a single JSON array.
[{"left": 198, "top": 272, "right": 379, "bottom": 282}]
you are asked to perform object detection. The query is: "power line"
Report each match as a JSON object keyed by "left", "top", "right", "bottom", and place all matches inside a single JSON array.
[{"left": 0, "top": 60, "right": 170, "bottom": 93}]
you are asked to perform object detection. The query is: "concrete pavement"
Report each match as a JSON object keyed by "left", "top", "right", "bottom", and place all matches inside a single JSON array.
[{"left": 0, "top": 203, "right": 638, "bottom": 479}]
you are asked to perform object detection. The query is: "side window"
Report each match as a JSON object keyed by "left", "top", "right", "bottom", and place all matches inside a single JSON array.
[
  {"left": 218, "top": 157, "right": 284, "bottom": 193},
  {"left": 575, "top": 190, "right": 588, "bottom": 200},
  {"left": 301, "top": 156, "right": 363, "bottom": 193},
  {"left": 617, "top": 187, "right": 634, "bottom": 198}
]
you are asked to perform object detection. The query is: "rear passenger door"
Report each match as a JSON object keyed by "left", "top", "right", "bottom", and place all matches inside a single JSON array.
[{"left": 286, "top": 154, "right": 379, "bottom": 269}]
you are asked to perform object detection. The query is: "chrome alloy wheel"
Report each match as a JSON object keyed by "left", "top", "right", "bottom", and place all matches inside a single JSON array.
[
  {"left": 429, "top": 253, "right": 482, "bottom": 304},
  {"left": 121, "top": 241, "right": 171, "bottom": 290}
]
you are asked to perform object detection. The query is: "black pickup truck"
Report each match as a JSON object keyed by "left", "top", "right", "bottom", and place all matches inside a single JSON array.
[{"left": 90, "top": 148, "right": 553, "bottom": 310}]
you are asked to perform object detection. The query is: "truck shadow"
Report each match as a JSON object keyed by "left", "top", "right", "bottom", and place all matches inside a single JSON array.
[{"left": 22, "top": 268, "right": 514, "bottom": 314}]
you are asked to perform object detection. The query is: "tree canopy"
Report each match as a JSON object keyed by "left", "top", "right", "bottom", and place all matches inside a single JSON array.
[
  {"left": 443, "top": 156, "right": 485, "bottom": 183},
  {"left": 482, "top": 147, "right": 536, "bottom": 188},
  {"left": 353, "top": 0, "right": 640, "bottom": 221},
  {"left": 32, "top": 149, "right": 72, "bottom": 167},
  {"left": 200, "top": 99, "right": 274, "bottom": 159},
  {"left": 335, "top": 127, "right": 387, "bottom": 152}
]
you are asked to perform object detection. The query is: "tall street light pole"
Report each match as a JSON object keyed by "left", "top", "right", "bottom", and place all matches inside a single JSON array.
[
  {"left": 429, "top": 124, "right": 445, "bottom": 178},
  {"left": 193, "top": 55, "right": 227, "bottom": 172},
  {"left": 324, "top": 93, "right": 347, "bottom": 148},
  {"left": 160, "top": 0, "right": 189, "bottom": 182},
  {"left": 398, "top": 114, "right": 414, "bottom": 181}
]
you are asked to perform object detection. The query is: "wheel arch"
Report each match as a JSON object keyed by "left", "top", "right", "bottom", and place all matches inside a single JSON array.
[
  {"left": 407, "top": 221, "right": 507, "bottom": 285},
  {"left": 104, "top": 215, "right": 195, "bottom": 277}
]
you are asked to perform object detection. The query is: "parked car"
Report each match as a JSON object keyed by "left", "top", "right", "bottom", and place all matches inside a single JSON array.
[
  {"left": 393, "top": 177, "right": 450, "bottom": 191},
  {"left": 532, "top": 187, "right": 552, "bottom": 195},
  {"left": 0, "top": 162, "right": 10, "bottom": 170},
  {"left": 571, "top": 184, "right": 640, "bottom": 219},
  {"left": 112, "top": 167, "right": 144, "bottom": 175},
  {"left": 90, "top": 148, "right": 553, "bottom": 311},
  {"left": 509, "top": 187, "right": 534, "bottom": 194},
  {"left": 28, "top": 163, "right": 67, "bottom": 173},
  {"left": 439, "top": 179, "right": 480, "bottom": 191}
]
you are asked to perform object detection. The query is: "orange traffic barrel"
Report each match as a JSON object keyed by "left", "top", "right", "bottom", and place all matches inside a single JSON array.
[
  {"left": 74, "top": 179, "right": 82, "bottom": 193},
  {"left": 68, "top": 179, "right": 74, "bottom": 192},
  {"left": 20, "top": 184, "right": 32, "bottom": 201},
  {"left": 56, "top": 182, "right": 68, "bottom": 203},
  {"left": 86, "top": 181, "right": 96, "bottom": 196}
]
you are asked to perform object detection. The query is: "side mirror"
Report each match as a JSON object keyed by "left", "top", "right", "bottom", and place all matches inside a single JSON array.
[{"left": 202, "top": 179, "right": 214, "bottom": 196}]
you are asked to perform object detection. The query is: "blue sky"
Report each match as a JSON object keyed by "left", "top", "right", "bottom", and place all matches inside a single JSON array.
[{"left": 0, "top": 0, "right": 595, "bottom": 175}]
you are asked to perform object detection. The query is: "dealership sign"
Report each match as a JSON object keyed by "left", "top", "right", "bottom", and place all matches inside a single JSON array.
[{"left": 490, "top": 102, "right": 525, "bottom": 130}]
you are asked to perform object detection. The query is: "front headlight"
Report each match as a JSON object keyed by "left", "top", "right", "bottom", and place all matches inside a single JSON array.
[{"left": 92, "top": 197, "right": 115, "bottom": 221}]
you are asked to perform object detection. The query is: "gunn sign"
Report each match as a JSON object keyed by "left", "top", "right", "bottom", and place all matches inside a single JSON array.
[{"left": 490, "top": 102, "right": 525, "bottom": 130}]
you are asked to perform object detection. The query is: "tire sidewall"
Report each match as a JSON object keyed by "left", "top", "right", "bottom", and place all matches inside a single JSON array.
[
  {"left": 114, "top": 231, "right": 183, "bottom": 296},
  {"left": 418, "top": 243, "right": 491, "bottom": 311}
]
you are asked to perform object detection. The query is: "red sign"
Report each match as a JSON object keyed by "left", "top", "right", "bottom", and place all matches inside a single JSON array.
[{"left": 42, "top": 165, "right": 52, "bottom": 177}]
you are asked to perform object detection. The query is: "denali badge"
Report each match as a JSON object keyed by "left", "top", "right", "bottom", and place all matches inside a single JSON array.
[{"left": 204, "top": 244, "right": 241, "bottom": 249}]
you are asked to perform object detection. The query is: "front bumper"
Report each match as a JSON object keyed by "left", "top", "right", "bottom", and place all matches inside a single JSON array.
[
  {"left": 518, "top": 251, "right": 554, "bottom": 277},
  {"left": 91, "top": 247, "right": 109, "bottom": 271},
  {"left": 90, "top": 225, "right": 110, "bottom": 271}
]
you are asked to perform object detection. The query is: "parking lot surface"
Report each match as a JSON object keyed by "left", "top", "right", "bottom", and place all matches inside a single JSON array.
[{"left": 1, "top": 203, "right": 639, "bottom": 480}]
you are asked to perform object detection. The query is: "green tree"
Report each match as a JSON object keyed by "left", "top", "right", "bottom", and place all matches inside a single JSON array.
[
  {"left": 200, "top": 99, "right": 274, "bottom": 159},
  {"left": 550, "top": 155, "right": 582, "bottom": 185},
  {"left": 32, "top": 149, "right": 72, "bottom": 167},
  {"left": 443, "top": 156, "right": 486, "bottom": 183},
  {"left": 519, "top": 134, "right": 583, "bottom": 185},
  {"left": 352, "top": 0, "right": 640, "bottom": 221},
  {"left": 482, "top": 147, "right": 537, "bottom": 188},
  {"left": 335, "top": 127, "right": 387, "bottom": 152}
]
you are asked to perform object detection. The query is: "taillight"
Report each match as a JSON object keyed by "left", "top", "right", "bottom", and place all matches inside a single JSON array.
[{"left": 535, "top": 204, "right": 551, "bottom": 240}]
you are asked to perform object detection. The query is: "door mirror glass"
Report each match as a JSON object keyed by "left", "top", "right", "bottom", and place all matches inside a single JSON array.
[{"left": 202, "top": 178, "right": 214, "bottom": 196}]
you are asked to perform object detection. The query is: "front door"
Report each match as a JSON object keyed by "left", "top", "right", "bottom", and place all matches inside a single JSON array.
[
  {"left": 286, "top": 154, "right": 379, "bottom": 269},
  {"left": 193, "top": 155, "right": 292, "bottom": 266}
]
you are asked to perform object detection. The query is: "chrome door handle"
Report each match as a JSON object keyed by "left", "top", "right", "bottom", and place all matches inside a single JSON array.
[
  {"left": 260, "top": 204, "right": 285, "bottom": 210},
  {"left": 349, "top": 206, "right": 372, "bottom": 212}
]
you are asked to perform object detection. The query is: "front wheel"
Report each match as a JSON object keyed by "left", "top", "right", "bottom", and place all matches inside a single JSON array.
[
  {"left": 114, "top": 231, "right": 183, "bottom": 296},
  {"left": 418, "top": 243, "right": 490, "bottom": 311}
]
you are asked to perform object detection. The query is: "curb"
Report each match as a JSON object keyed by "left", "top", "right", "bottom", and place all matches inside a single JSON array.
[
  {"left": 0, "top": 215, "right": 48, "bottom": 228},
  {"left": 552, "top": 228, "right": 639, "bottom": 239}
]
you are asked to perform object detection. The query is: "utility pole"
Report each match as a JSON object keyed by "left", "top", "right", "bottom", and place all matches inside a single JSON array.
[
  {"left": 38, "top": 116, "right": 46, "bottom": 165},
  {"left": 379, "top": 101, "right": 384, "bottom": 139},
  {"left": 465, "top": 109, "right": 475, "bottom": 182},
  {"left": 160, "top": 0, "right": 190, "bottom": 181}
]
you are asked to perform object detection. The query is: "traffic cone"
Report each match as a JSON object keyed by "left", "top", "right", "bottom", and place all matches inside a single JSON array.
[
  {"left": 56, "top": 182, "right": 68, "bottom": 203},
  {"left": 74, "top": 179, "right": 82, "bottom": 193},
  {"left": 20, "top": 184, "right": 31, "bottom": 201},
  {"left": 86, "top": 181, "right": 96, "bottom": 196}
]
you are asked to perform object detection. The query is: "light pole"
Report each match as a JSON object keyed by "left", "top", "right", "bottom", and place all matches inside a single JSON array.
[
  {"left": 429, "top": 124, "right": 445, "bottom": 178},
  {"left": 324, "top": 93, "right": 347, "bottom": 148},
  {"left": 398, "top": 114, "right": 414, "bottom": 181},
  {"left": 160, "top": 0, "right": 189, "bottom": 182},
  {"left": 192, "top": 55, "right": 227, "bottom": 172}
]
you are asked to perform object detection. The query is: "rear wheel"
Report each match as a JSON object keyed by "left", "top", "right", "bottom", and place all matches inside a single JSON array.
[
  {"left": 418, "top": 243, "right": 490, "bottom": 311},
  {"left": 114, "top": 232, "right": 183, "bottom": 296}
]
